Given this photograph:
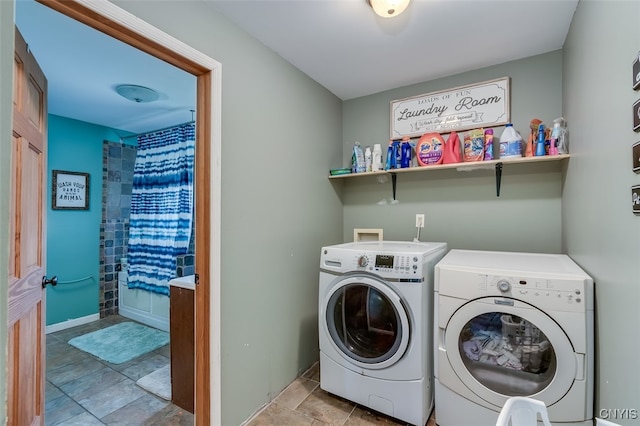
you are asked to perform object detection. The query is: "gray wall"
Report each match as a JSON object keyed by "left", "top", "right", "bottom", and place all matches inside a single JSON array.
[
  {"left": 110, "top": 2, "right": 344, "bottom": 424},
  {"left": 0, "top": 1, "right": 14, "bottom": 422},
  {"left": 3, "top": 1, "right": 638, "bottom": 424},
  {"left": 563, "top": 1, "right": 640, "bottom": 424},
  {"left": 342, "top": 51, "right": 564, "bottom": 253}
]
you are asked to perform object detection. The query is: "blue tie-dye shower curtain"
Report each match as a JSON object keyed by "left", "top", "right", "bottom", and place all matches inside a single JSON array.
[{"left": 127, "top": 123, "right": 195, "bottom": 295}]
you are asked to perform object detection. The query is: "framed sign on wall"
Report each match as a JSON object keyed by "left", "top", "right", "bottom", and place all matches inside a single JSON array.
[
  {"left": 390, "top": 77, "right": 510, "bottom": 139},
  {"left": 52, "top": 170, "right": 90, "bottom": 210}
]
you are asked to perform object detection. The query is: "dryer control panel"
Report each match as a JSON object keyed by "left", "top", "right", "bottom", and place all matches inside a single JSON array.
[{"left": 436, "top": 266, "right": 593, "bottom": 312}]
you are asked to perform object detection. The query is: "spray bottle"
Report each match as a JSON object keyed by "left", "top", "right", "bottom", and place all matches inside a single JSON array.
[{"left": 549, "top": 122, "right": 560, "bottom": 155}]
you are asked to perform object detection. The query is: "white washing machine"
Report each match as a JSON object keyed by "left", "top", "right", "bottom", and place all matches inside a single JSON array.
[
  {"left": 434, "top": 249, "right": 594, "bottom": 426},
  {"left": 319, "top": 240, "right": 447, "bottom": 426}
]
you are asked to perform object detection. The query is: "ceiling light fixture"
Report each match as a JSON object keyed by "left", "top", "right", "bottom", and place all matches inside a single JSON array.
[
  {"left": 368, "top": 0, "right": 411, "bottom": 18},
  {"left": 115, "top": 84, "right": 159, "bottom": 103}
]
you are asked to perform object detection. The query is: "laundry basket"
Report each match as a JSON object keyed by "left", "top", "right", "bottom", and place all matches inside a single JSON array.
[
  {"left": 500, "top": 315, "right": 550, "bottom": 373},
  {"left": 495, "top": 396, "right": 552, "bottom": 426}
]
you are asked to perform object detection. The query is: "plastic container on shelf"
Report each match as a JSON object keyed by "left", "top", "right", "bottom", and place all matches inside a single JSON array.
[
  {"left": 535, "top": 124, "right": 546, "bottom": 156},
  {"left": 364, "top": 146, "right": 372, "bottom": 172},
  {"left": 400, "top": 136, "right": 412, "bottom": 168},
  {"left": 352, "top": 141, "right": 365, "bottom": 173},
  {"left": 416, "top": 132, "right": 445, "bottom": 166},
  {"left": 499, "top": 123, "right": 523, "bottom": 159},
  {"left": 372, "top": 144, "right": 383, "bottom": 171},
  {"left": 484, "top": 129, "right": 494, "bottom": 161}
]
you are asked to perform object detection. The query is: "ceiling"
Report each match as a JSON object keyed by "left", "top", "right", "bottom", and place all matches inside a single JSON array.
[
  {"left": 14, "top": 0, "right": 197, "bottom": 136},
  {"left": 14, "top": 0, "right": 578, "bottom": 135}
]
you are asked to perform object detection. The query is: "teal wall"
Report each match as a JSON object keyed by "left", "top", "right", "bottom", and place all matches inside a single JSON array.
[{"left": 46, "top": 114, "right": 122, "bottom": 325}]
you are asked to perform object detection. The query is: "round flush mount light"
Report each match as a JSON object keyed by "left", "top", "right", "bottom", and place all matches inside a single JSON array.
[
  {"left": 368, "top": 0, "right": 411, "bottom": 18},
  {"left": 115, "top": 84, "right": 159, "bottom": 103}
]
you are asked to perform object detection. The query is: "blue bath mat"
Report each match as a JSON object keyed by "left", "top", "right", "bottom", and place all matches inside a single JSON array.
[{"left": 68, "top": 322, "right": 169, "bottom": 364}]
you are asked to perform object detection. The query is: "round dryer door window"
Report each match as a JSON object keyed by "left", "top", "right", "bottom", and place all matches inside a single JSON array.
[
  {"left": 324, "top": 276, "right": 410, "bottom": 369},
  {"left": 444, "top": 297, "right": 577, "bottom": 408}
]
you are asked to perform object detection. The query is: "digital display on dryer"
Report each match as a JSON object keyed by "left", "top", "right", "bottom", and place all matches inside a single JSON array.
[{"left": 375, "top": 254, "right": 394, "bottom": 268}]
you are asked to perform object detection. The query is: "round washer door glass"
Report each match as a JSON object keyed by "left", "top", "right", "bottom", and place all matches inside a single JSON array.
[
  {"left": 326, "top": 278, "right": 409, "bottom": 367},
  {"left": 444, "top": 297, "right": 577, "bottom": 407},
  {"left": 459, "top": 312, "right": 555, "bottom": 395}
]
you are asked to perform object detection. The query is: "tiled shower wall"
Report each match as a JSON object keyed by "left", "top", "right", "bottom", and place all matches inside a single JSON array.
[{"left": 100, "top": 140, "right": 195, "bottom": 318}]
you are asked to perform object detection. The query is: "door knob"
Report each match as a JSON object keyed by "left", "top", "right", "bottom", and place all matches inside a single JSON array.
[{"left": 42, "top": 275, "right": 58, "bottom": 289}]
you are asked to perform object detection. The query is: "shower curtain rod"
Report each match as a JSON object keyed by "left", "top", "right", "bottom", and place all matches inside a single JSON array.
[{"left": 119, "top": 119, "right": 195, "bottom": 141}]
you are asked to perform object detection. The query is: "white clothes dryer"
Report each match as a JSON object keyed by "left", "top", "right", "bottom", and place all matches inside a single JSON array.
[
  {"left": 434, "top": 250, "right": 594, "bottom": 426},
  {"left": 319, "top": 241, "right": 447, "bottom": 426}
]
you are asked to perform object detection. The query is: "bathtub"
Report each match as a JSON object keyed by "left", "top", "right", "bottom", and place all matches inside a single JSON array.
[{"left": 118, "top": 269, "right": 169, "bottom": 332}]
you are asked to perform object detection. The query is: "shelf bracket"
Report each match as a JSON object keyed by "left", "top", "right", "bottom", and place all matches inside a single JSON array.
[
  {"left": 495, "top": 162, "right": 503, "bottom": 197},
  {"left": 391, "top": 173, "right": 397, "bottom": 201}
]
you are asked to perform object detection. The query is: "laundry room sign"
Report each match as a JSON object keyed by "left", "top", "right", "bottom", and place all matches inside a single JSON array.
[{"left": 390, "top": 77, "right": 510, "bottom": 139}]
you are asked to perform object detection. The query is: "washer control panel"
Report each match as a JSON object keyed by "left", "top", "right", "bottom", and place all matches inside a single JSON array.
[
  {"left": 352, "top": 253, "right": 422, "bottom": 277},
  {"left": 321, "top": 241, "right": 447, "bottom": 280}
]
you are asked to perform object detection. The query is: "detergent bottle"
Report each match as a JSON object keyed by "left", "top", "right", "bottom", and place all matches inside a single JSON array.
[
  {"left": 364, "top": 146, "right": 372, "bottom": 172},
  {"left": 535, "top": 124, "right": 546, "bottom": 156},
  {"left": 372, "top": 144, "right": 383, "bottom": 171},
  {"left": 400, "top": 136, "right": 412, "bottom": 168},
  {"left": 352, "top": 141, "right": 366, "bottom": 173},
  {"left": 483, "top": 129, "right": 494, "bottom": 161}
]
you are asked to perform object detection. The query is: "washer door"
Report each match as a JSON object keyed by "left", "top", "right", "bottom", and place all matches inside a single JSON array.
[
  {"left": 444, "top": 297, "right": 576, "bottom": 407},
  {"left": 323, "top": 275, "right": 410, "bottom": 370}
]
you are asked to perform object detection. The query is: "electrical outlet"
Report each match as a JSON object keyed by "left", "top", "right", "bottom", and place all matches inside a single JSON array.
[{"left": 415, "top": 214, "right": 425, "bottom": 228}]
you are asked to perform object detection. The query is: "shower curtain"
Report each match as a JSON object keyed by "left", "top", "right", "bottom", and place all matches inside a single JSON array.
[{"left": 127, "top": 123, "right": 195, "bottom": 295}]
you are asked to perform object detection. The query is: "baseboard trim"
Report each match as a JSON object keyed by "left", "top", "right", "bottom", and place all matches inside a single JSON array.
[{"left": 46, "top": 313, "right": 100, "bottom": 334}]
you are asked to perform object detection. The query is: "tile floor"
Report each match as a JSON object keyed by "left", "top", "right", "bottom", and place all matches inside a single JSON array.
[
  {"left": 47, "top": 315, "right": 437, "bottom": 426},
  {"left": 46, "top": 315, "right": 193, "bottom": 425},
  {"left": 246, "top": 362, "right": 437, "bottom": 426}
]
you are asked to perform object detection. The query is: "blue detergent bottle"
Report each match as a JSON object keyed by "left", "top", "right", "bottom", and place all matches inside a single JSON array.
[
  {"left": 385, "top": 140, "right": 396, "bottom": 170},
  {"left": 535, "top": 124, "right": 546, "bottom": 156},
  {"left": 400, "top": 137, "right": 411, "bottom": 168}
]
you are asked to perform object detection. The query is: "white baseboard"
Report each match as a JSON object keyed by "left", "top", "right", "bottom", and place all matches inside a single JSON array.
[
  {"left": 119, "top": 305, "right": 169, "bottom": 332},
  {"left": 46, "top": 313, "right": 100, "bottom": 334}
]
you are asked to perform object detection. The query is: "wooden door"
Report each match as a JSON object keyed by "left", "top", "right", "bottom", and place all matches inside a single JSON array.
[{"left": 7, "top": 27, "right": 48, "bottom": 426}]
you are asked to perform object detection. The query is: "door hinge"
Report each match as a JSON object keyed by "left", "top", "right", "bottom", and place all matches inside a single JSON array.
[{"left": 195, "top": 273, "right": 199, "bottom": 285}]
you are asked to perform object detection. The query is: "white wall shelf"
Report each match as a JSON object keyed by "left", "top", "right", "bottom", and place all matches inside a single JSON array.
[{"left": 328, "top": 154, "right": 570, "bottom": 197}]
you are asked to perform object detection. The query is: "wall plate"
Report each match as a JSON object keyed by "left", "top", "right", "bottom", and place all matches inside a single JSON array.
[
  {"left": 633, "top": 141, "right": 640, "bottom": 173},
  {"left": 633, "top": 185, "right": 640, "bottom": 215},
  {"left": 353, "top": 228, "right": 383, "bottom": 242}
]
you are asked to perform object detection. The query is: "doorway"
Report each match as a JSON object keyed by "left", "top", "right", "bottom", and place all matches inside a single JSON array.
[{"left": 11, "top": 1, "right": 221, "bottom": 424}]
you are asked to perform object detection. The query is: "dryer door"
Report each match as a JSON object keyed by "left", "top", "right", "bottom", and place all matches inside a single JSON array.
[
  {"left": 444, "top": 296, "right": 576, "bottom": 407},
  {"left": 323, "top": 275, "right": 410, "bottom": 370}
]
